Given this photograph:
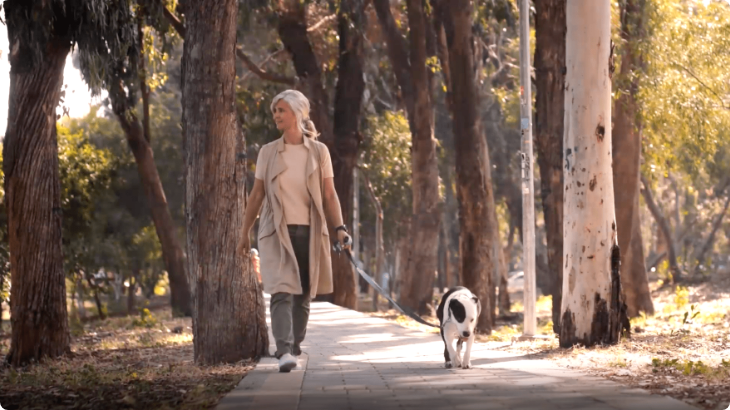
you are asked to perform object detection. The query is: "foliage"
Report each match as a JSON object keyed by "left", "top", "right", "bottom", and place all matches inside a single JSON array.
[
  {"left": 360, "top": 111, "right": 413, "bottom": 244},
  {"left": 639, "top": 0, "right": 730, "bottom": 178},
  {"left": 3, "top": 0, "right": 138, "bottom": 100},
  {"left": 57, "top": 124, "right": 117, "bottom": 277},
  {"left": 131, "top": 307, "right": 158, "bottom": 328}
]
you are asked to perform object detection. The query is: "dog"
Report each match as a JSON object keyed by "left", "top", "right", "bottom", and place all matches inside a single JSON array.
[{"left": 436, "top": 286, "right": 481, "bottom": 369}]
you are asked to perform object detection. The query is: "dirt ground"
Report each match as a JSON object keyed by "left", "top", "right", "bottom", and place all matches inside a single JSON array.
[
  {"left": 0, "top": 308, "right": 252, "bottom": 410},
  {"left": 366, "top": 276, "right": 730, "bottom": 410}
]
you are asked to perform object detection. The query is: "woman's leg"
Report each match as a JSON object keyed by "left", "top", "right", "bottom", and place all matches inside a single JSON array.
[
  {"left": 270, "top": 292, "right": 294, "bottom": 358},
  {"left": 288, "top": 225, "right": 311, "bottom": 355}
]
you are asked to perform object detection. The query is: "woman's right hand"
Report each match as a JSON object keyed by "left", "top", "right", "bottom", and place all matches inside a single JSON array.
[{"left": 238, "top": 234, "right": 251, "bottom": 256}]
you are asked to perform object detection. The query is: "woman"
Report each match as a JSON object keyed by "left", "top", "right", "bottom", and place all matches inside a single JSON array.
[{"left": 239, "top": 89, "right": 351, "bottom": 373}]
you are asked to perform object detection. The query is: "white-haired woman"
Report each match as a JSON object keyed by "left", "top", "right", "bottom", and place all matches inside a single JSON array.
[{"left": 240, "top": 89, "right": 351, "bottom": 372}]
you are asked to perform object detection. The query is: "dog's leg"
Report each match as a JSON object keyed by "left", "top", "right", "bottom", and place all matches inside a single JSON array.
[
  {"left": 455, "top": 339, "right": 464, "bottom": 368},
  {"left": 462, "top": 335, "right": 475, "bottom": 369},
  {"left": 441, "top": 328, "right": 452, "bottom": 368},
  {"left": 445, "top": 330, "right": 459, "bottom": 369}
]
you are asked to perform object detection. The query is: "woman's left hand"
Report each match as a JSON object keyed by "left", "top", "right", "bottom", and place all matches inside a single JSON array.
[{"left": 337, "top": 230, "right": 352, "bottom": 250}]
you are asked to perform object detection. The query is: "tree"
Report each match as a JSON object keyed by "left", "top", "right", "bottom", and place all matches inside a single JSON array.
[
  {"left": 100, "top": 4, "right": 193, "bottom": 317},
  {"left": 637, "top": 0, "right": 730, "bottom": 279},
  {"left": 182, "top": 0, "right": 268, "bottom": 363},
  {"left": 437, "top": 0, "right": 496, "bottom": 332},
  {"left": 3, "top": 0, "right": 73, "bottom": 366},
  {"left": 612, "top": 0, "right": 654, "bottom": 317},
  {"left": 373, "top": 0, "right": 442, "bottom": 316},
  {"left": 534, "top": 0, "right": 566, "bottom": 334},
  {"left": 560, "top": 0, "right": 627, "bottom": 348}
]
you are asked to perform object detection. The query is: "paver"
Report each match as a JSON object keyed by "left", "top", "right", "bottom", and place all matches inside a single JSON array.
[{"left": 217, "top": 295, "right": 700, "bottom": 410}]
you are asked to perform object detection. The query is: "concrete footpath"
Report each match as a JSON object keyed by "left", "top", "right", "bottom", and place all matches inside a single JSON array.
[{"left": 217, "top": 295, "right": 699, "bottom": 410}]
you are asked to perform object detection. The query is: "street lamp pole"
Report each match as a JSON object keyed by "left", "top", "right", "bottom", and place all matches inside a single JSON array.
[{"left": 518, "top": 0, "right": 537, "bottom": 337}]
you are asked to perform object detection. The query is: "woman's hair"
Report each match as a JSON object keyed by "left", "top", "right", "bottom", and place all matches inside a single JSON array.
[{"left": 270, "top": 89, "right": 320, "bottom": 139}]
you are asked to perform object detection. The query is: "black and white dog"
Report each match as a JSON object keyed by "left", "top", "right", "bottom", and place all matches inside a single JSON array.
[{"left": 436, "top": 286, "right": 481, "bottom": 369}]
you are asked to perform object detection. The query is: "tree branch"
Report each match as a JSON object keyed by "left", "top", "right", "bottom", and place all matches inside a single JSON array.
[
  {"left": 640, "top": 174, "right": 681, "bottom": 281},
  {"left": 160, "top": 0, "right": 296, "bottom": 86},
  {"left": 672, "top": 62, "right": 728, "bottom": 110},
  {"left": 307, "top": 14, "right": 337, "bottom": 32},
  {"left": 161, "top": 3, "right": 186, "bottom": 38},
  {"left": 693, "top": 193, "right": 730, "bottom": 272},
  {"left": 236, "top": 47, "right": 297, "bottom": 85}
]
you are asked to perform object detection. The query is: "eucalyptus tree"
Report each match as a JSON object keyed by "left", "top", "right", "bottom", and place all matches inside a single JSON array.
[
  {"left": 372, "top": 0, "right": 442, "bottom": 316},
  {"left": 560, "top": 0, "right": 627, "bottom": 348},
  {"left": 181, "top": 0, "right": 268, "bottom": 363},
  {"left": 3, "top": 0, "right": 136, "bottom": 366},
  {"left": 534, "top": 0, "right": 566, "bottom": 333}
]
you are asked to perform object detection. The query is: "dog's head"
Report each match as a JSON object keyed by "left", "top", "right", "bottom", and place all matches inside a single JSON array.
[{"left": 449, "top": 295, "right": 481, "bottom": 338}]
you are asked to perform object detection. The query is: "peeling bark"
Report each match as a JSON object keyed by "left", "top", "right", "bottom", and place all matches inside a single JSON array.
[{"left": 560, "top": 0, "right": 626, "bottom": 348}]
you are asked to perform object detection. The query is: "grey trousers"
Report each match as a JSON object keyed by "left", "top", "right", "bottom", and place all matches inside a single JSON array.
[{"left": 270, "top": 225, "right": 311, "bottom": 358}]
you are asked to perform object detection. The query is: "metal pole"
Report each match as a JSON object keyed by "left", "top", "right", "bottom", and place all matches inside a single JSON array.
[
  {"left": 519, "top": 0, "right": 537, "bottom": 337},
  {"left": 353, "top": 166, "right": 361, "bottom": 294}
]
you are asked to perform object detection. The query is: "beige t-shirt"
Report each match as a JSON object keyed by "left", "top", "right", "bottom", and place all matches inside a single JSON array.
[{"left": 255, "top": 140, "right": 334, "bottom": 226}]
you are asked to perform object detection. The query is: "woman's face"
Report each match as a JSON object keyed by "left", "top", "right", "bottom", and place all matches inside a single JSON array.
[{"left": 273, "top": 100, "right": 297, "bottom": 132}]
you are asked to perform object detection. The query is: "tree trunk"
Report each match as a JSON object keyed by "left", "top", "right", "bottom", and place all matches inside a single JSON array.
[
  {"left": 3, "top": 31, "right": 70, "bottom": 366},
  {"left": 612, "top": 0, "right": 653, "bottom": 318},
  {"left": 113, "top": 104, "right": 193, "bottom": 317},
  {"left": 329, "top": 0, "right": 367, "bottom": 310},
  {"left": 362, "top": 170, "right": 385, "bottom": 312},
  {"left": 396, "top": 0, "right": 442, "bottom": 317},
  {"left": 497, "top": 233, "right": 511, "bottom": 315},
  {"left": 694, "top": 193, "right": 730, "bottom": 273},
  {"left": 182, "top": 0, "right": 268, "bottom": 364},
  {"left": 128, "top": 267, "right": 139, "bottom": 315},
  {"left": 438, "top": 0, "right": 495, "bottom": 333},
  {"left": 87, "top": 277, "right": 106, "bottom": 320},
  {"left": 106, "top": 12, "right": 191, "bottom": 318},
  {"left": 560, "top": 0, "right": 627, "bottom": 348},
  {"left": 76, "top": 278, "right": 87, "bottom": 319},
  {"left": 534, "top": 0, "right": 566, "bottom": 335},
  {"left": 138, "top": 12, "right": 151, "bottom": 142},
  {"left": 276, "top": 0, "right": 364, "bottom": 309},
  {"left": 276, "top": 2, "right": 334, "bottom": 145},
  {"left": 373, "top": 0, "right": 415, "bottom": 124},
  {"left": 640, "top": 174, "right": 681, "bottom": 282},
  {"left": 443, "top": 158, "right": 460, "bottom": 288},
  {"left": 622, "top": 192, "right": 654, "bottom": 316}
]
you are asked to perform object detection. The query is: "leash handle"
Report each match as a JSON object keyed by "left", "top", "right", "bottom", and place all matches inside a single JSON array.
[{"left": 332, "top": 235, "right": 351, "bottom": 254}]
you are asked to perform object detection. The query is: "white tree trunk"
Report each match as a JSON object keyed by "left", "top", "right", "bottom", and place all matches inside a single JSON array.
[{"left": 560, "top": 0, "right": 625, "bottom": 347}]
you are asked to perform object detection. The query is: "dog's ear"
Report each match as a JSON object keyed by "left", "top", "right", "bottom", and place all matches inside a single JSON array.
[{"left": 472, "top": 296, "right": 481, "bottom": 317}]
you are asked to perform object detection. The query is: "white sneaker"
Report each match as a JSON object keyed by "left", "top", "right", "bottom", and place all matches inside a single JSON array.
[{"left": 278, "top": 353, "right": 297, "bottom": 373}]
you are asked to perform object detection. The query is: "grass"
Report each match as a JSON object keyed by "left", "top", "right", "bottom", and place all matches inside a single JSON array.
[{"left": 0, "top": 306, "right": 254, "bottom": 410}]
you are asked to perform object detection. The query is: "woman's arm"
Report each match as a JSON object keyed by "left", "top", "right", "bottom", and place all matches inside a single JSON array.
[
  {"left": 240, "top": 178, "right": 266, "bottom": 251},
  {"left": 322, "top": 177, "right": 351, "bottom": 247}
]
